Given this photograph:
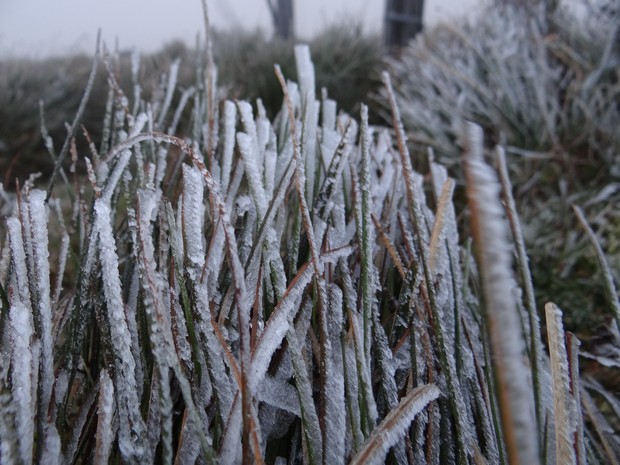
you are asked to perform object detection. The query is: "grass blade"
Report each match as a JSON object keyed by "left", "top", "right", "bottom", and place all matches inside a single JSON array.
[
  {"left": 463, "top": 122, "right": 539, "bottom": 465},
  {"left": 573, "top": 205, "right": 620, "bottom": 327},
  {"left": 350, "top": 384, "right": 440, "bottom": 465},
  {"left": 545, "top": 302, "right": 577, "bottom": 465}
]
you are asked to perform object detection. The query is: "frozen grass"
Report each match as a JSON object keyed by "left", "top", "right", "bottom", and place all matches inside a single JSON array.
[
  {"left": 383, "top": 0, "right": 620, "bottom": 330},
  {"left": 0, "top": 23, "right": 382, "bottom": 189},
  {"left": 1, "top": 29, "right": 619, "bottom": 465}
]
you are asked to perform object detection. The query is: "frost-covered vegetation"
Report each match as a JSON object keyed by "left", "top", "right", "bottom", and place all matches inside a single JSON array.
[
  {"left": 383, "top": 0, "right": 620, "bottom": 329},
  {"left": 1, "top": 1, "right": 620, "bottom": 463},
  {"left": 1, "top": 18, "right": 619, "bottom": 461}
]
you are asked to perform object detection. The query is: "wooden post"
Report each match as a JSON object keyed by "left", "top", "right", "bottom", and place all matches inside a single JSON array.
[
  {"left": 266, "top": 0, "right": 294, "bottom": 40},
  {"left": 384, "top": 0, "right": 425, "bottom": 49}
]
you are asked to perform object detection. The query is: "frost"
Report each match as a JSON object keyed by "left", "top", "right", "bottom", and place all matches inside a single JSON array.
[
  {"left": 321, "top": 98, "right": 337, "bottom": 131},
  {"left": 545, "top": 303, "right": 577, "bottom": 464},
  {"left": 237, "top": 131, "right": 268, "bottom": 216},
  {"left": 251, "top": 263, "right": 312, "bottom": 389},
  {"left": 95, "top": 369, "right": 115, "bottom": 465},
  {"left": 40, "top": 423, "right": 61, "bottom": 465},
  {"left": 9, "top": 299, "right": 35, "bottom": 465},
  {"left": 323, "top": 284, "right": 346, "bottom": 465},
  {"left": 8, "top": 223, "right": 31, "bottom": 314},
  {"left": 295, "top": 45, "right": 316, "bottom": 105},
  {"left": 287, "top": 321, "right": 323, "bottom": 465},
  {"left": 157, "top": 59, "right": 180, "bottom": 130},
  {"left": 193, "top": 282, "right": 233, "bottom": 420},
  {"left": 350, "top": 384, "right": 440, "bottom": 465},
  {"left": 257, "top": 375, "right": 301, "bottom": 417},
  {"left": 464, "top": 122, "right": 539, "bottom": 464},
  {"left": 28, "top": 190, "right": 54, "bottom": 411},
  {"left": 264, "top": 146, "right": 278, "bottom": 200},
  {"left": 301, "top": 98, "right": 319, "bottom": 204},
  {"left": 237, "top": 101, "right": 262, "bottom": 167},
  {"left": 220, "top": 100, "right": 237, "bottom": 194},
  {"left": 182, "top": 164, "right": 206, "bottom": 275},
  {"left": 94, "top": 199, "right": 147, "bottom": 462},
  {"left": 101, "top": 148, "right": 133, "bottom": 203}
]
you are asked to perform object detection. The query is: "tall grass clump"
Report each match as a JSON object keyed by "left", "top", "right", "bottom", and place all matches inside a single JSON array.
[
  {"left": 0, "top": 23, "right": 383, "bottom": 189},
  {"left": 384, "top": 0, "right": 620, "bottom": 329},
  {"left": 1, "top": 30, "right": 619, "bottom": 464}
]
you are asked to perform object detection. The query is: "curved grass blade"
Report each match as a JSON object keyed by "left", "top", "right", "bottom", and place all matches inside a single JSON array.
[{"left": 350, "top": 384, "right": 440, "bottom": 465}]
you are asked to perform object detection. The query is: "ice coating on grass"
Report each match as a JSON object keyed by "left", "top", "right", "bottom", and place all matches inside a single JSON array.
[
  {"left": 182, "top": 164, "right": 206, "bottom": 274},
  {"left": 101, "top": 148, "right": 133, "bottom": 203},
  {"left": 350, "top": 384, "right": 440, "bottom": 465},
  {"left": 94, "top": 199, "right": 147, "bottom": 462},
  {"left": 321, "top": 98, "right": 337, "bottom": 131},
  {"left": 343, "top": 337, "right": 364, "bottom": 454},
  {"left": 264, "top": 147, "right": 277, "bottom": 200},
  {"left": 256, "top": 108, "right": 271, "bottom": 157},
  {"left": 359, "top": 105, "right": 377, "bottom": 362},
  {"left": 169, "top": 286, "right": 193, "bottom": 372},
  {"left": 545, "top": 303, "right": 577, "bottom": 465},
  {"left": 157, "top": 59, "right": 180, "bottom": 130},
  {"left": 350, "top": 310, "right": 378, "bottom": 430},
  {"left": 320, "top": 127, "right": 341, "bottom": 169},
  {"left": 9, "top": 299, "right": 35, "bottom": 465},
  {"left": 221, "top": 100, "right": 237, "bottom": 194},
  {"left": 295, "top": 45, "right": 316, "bottom": 105},
  {"left": 301, "top": 98, "right": 319, "bottom": 205},
  {"left": 96, "top": 369, "right": 116, "bottom": 465},
  {"left": 237, "top": 131, "right": 268, "bottom": 216},
  {"left": 250, "top": 263, "right": 313, "bottom": 390},
  {"left": 193, "top": 282, "right": 234, "bottom": 420},
  {"left": 134, "top": 189, "right": 213, "bottom": 462},
  {"left": 257, "top": 375, "right": 301, "bottom": 416},
  {"left": 28, "top": 190, "right": 55, "bottom": 413},
  {"left": 7, "top": 218, "right": 31, "bottom": 310},
  {"left": 237, "top": 101, "right": 262, "bottom": 167},
  {"left": 40, "top": 422, "right": 61, "bottom": 465},
  {"left": 287, "top": 323, "right": 323, "bottom": 465},
  {"left": 464, "top": 122, "right": 539, "bottom": 465},
  {"left": 323, "top": 284, "right": 346, "bottom": 465}
]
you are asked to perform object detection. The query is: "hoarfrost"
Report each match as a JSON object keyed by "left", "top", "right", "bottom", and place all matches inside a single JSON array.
[
  {"left": 9, "top": 299, "right": 35, "bottom": 465},
  {"left": 464, "top": 122, "right": 539, "bottom": 465},
  {"left": 94, "top": 199, "right": 147, "bottom": 462},
  {"left": 237, "top": 101, "right": 262, "bottom": 167},
  {"left": 321, "top": 98, "right": 337, "bottom": 131},
  {"left": 323, "top": 284, "right": 346, "bottom": 465},
  {"left": 343, "top": 338, "right": 364, "bottom": 454},
  {"left": 95, "top": 369, "right": 116, "bottom": 465},
  {"left": 350, "top": 384, "right": 440, "bottom": 465},
  {"left": 250, "top": 263, "right": 313, "bottom": 390},
  {"left": 545, "top": 303, "right": 577, "bottom": 465},
  {"left": 221, "top": 101, "right": 237, "bottom": 194},
  {"left": 294, "top": 45, "right": 316, "bottom": 105},
  {"left": 287, "top": 324, "right": 323, "bottom": 465},
  {"left": 257, "top": 375, "right": 301, "bottom": 417},
  {"left": 7, "top": 217, "right": 32, "bottom": 307},
  {"left": 28, "top": 190, "right": 54, "bottom": 412},
  {"left": 182, "top": 164, "right": 206, "bottom": 274},
  {"left": 237, "top": 131, "right": 268, "bottom": 216},
  {"left": 193, "top": 282, "right": 234, "bottom": 420},
  {"left": 40, "top": 423, "right": 61, "bottom": 465}
]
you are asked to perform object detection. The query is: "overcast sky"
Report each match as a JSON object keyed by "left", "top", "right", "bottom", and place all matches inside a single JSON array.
[{"left": 0, "top": 0, "right": 483, "bottom": 59}]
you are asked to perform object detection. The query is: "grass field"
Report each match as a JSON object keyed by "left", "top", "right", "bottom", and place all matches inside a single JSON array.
[{"left": 0, "top": 0, "right": 619, "bottom": 463}]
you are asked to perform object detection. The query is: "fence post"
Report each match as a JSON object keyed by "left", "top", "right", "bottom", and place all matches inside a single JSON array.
[
  {"left": 267, "top": 0, "right": 294, "bottom": 40},
  {"left": 384, "top": 0, "right": 425, "bottom": 49}
]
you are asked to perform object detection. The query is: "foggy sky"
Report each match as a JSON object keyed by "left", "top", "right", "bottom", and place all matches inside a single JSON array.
[{"left": 0, "top": 0, "right": 482, "bottom": 58}]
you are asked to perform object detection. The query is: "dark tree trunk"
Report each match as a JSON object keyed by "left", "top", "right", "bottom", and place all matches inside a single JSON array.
[{"left": 384, "top": 0, "right": 425, "bottom": 49}]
